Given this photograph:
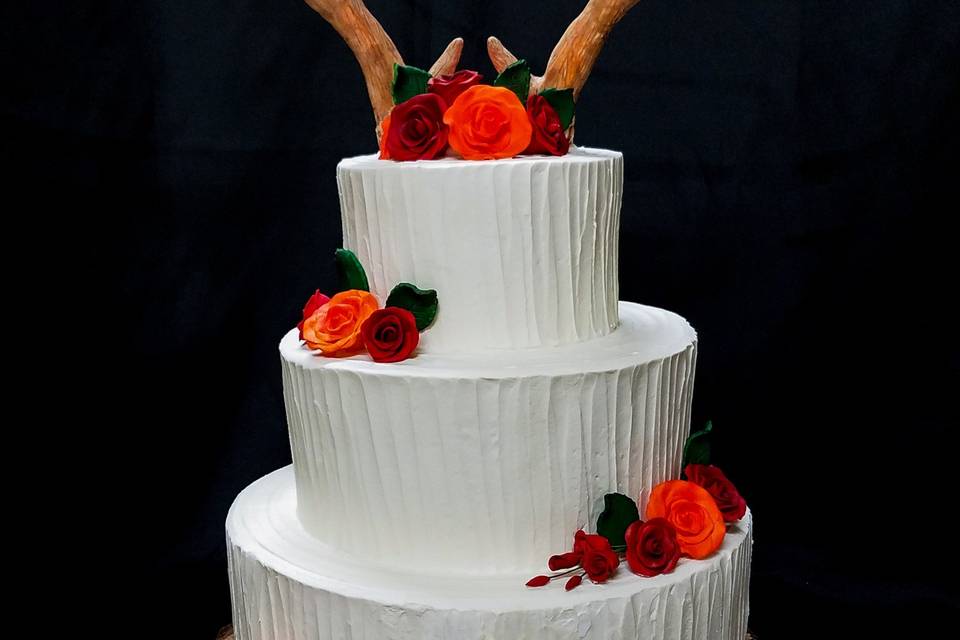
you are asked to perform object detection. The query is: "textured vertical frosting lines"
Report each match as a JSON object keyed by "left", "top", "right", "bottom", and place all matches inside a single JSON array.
[
  {"left": 533, "top": 162, "right": 557, "bottom": 344},
  {"left": 642, "top": 355, "right": 663, "bottom": 513},
  {"left": 613, "top": 156, "right": 624, "bottom": 320},
  {"left": 227, "top": 468, "right": 752, "bottom": 640},
  {"left": 336, "top": 148, "right": 622, "bottom": 353},
  {"left": 489, "top": 169, "right": 523, "bottom": 346},
  {"left": 356, "top": 374, "right": 401, "bottom": 554},
  {"left": 457, "top": 379, "right": 499, "bottom": 562},
  {"left": 674, "top": 352, "right": 689, "bottom": 477},
  {"left": 508, "top": 162, "right": 537, "bottom": 345},
  {"left": 738, "top": 516, "right": 754, "bottom": 634},
  {"left": 585, "top": 156, "right": 602, "bottom": 332},
  {"left": 526, "top": 375, "right": 553, "bottom": 555},
  {"left": 665, "top": 352, "right": 682, "bottom": 492},
  {"left": 570, "top": 160, "right": 589, "bottom": 337},
  {"left": 284, "top": 356, "right": 324, "bottom": 517},
  {"left": 679, "top": 344, "right": 698, "bottom": 478},
  {"left": 280, "top": 304, "right": 698, "bottom": 575}
]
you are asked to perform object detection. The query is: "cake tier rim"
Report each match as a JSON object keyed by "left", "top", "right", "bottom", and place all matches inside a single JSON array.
[
  {"left": 228, "top": 465, "right": 752, "bottom": 612},
  {"left": 338, "top": 145, "right": 622, "bottom": 171},
  {"left": 279, "top": 301, "right": 697, "bottom": 379}
]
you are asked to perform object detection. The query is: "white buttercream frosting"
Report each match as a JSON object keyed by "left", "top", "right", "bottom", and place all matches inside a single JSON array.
[
  {"left": 337, "top": 147, "right": 622, "bottom": 354},
  {"left": 226, "top": 144, "right": 755, "bottom": 638},
  {"left": 280, "top": 302, "right": 697, "bottom": 575},
  {"left": 228, "top": 466, "right": 752, "bottom": 640}
]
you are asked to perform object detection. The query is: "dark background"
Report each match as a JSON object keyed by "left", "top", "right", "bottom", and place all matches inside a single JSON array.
[{"left": 5, "top": 1, "right": 958, "bottom": 638}]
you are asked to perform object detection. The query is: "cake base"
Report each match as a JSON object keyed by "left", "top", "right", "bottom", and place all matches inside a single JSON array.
[{"left": 227, "top": 467, "right": 752, "bottom": 640}]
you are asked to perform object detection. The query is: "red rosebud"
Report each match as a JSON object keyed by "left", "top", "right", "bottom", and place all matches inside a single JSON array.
[
  {"left": 548, "top": 551, "right": 582, "bottom": 571},
  {"left": 526, "top": 575, "right": 550, "bottom": 588},
  {"left": 565, "top": 574, "right": 583, "bottom": 591},
  {"left": 427, "top": 70, "right": 483, "bottom": 108},
  {"left": 624, "top": 518, "right": 681, "bottom": 577},
  {"left": 684, "top": 464, "right": 747, "bottom": 523},
  {"left": 384, "top": 93, "right": 450, "bottom": 161},
  {"left": 524, "top": 94, "right": 570, "bottom": 157},
  {"left": 360, "top": 307, "right": 420, "bottom": 363},
  {"left": 570, "top": 530, "right": 619, "bottom": 583},
  {"left": 297, "top": 289, "right": 330, "bottom": 341}
]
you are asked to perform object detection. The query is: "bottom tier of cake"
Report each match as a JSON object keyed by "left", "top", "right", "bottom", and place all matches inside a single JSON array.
[{"left": 227, "top": 467, "right": 753, "bottom": 640}]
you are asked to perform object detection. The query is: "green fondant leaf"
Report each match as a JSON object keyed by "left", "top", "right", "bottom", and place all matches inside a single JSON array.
[
  {"left": 493, "top": 59, "right": 531, "bottom": 104},
  {"left": 683, "top": 420, "right": 714, "bottom": 469},
  {"left": 392, "top": 64, "right": 431, "bottom": 105},
  {"left": 539, "top": 87, "right": 575, "bottom": 131},
  {"left": 596, "top": 493, "right": 640, "bottom": 548},
  {"left": 386, "top": 283, "right": 438, "bottom": 331},
  {"left": 335, "top": 248, "right": 369, "bottom": 292}
]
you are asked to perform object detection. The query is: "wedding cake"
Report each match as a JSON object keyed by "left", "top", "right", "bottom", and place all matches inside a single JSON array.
[{"left": 226, "top": 2, "right": 752, "bottom": 638}]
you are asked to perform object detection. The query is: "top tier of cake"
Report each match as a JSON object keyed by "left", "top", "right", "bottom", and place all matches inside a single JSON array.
[{"left": 338, "top": 147, "right": 622, "bottom": 353}]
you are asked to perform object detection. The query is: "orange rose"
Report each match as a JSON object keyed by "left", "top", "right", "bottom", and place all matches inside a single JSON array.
[
  {"left": 645, "top": 480, "right": 725, "bottom": 559},
  {"left": 443, "top": 85, "right": 532, "bottom": 160},
  {"left": 301, "top": 289, "right": 379, "bottom": 355}
]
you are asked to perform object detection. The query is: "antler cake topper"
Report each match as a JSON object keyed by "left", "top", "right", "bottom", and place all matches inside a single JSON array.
[{"left": 305, "top": 0, "right": 641, "bottom": 153}]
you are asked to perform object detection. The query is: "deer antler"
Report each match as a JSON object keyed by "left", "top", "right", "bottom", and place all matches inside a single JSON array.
[
  {"left": 487, "top": 0, "right": 640, "bottom": 99},
  {"left": 305, "top": 0, "right": 463, "bottom": 138}
]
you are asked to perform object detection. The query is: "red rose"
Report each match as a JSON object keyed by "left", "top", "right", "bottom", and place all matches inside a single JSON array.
[
  {"left": 573, "top": 530, "right": 619, "bottom": 583},
  {"left": 684, "top": 464, "right": 747, "bottom": 523},
  {"left": 524, "top": 94, "right": 570, "bottom": 156},
  {"left": 360, "top": 307, "right": 420, "bottom": 362},
  {"left": 297, "top": 289, "right": 330, "bottom": 340},
  {"left": 427, "top": 70, "right": 483, "bottom": 108},
  {"left": 624, "top": 518, "right": 681, "bottom": 577},
  {"left": 384, "top": 93, "right": 449, "bottom": 161}
]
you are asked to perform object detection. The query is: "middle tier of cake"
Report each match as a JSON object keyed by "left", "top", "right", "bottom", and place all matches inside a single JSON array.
[{"left": 280, "top": 302, "right": 697, "bottom": 576}]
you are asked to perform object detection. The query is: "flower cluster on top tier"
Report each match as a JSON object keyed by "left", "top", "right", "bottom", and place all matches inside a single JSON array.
[
  {"left": 380, "top": 61, "right": 574, "bottom": 161},
  {"left": 527, "top": 421, "right": 748, "bottom": 591},
  {"left": 297, "top": 249, "right": 438, "bottom": 363}
]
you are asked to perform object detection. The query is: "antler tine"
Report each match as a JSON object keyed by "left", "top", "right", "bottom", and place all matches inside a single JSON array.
[
  {"left": 429, "top": 37, "right": 464, "bottom": 77},
  {"left": 488, "top": 0, "right": 641, "bottom": 99},
  {"left": 486, "top": 36, "right": 517, "bottom": 73},
  {"left": 541, "top": 0, "right": 640, "bottom": 98},
  {"left": 487, "top": 37, "right": 544, "bottom": 94}
]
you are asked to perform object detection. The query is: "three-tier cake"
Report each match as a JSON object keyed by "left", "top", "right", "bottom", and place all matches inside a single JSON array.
[
  {"left": 226, "top": 2, "right": 751, "bottom": 638},
  {"left": 226, "top": 149, "right": 752, "bottom": 639}
]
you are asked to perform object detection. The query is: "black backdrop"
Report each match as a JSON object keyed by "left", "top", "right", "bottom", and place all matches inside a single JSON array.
[{"left": 5, "top": 1, "right": 959, "bottom": 638}]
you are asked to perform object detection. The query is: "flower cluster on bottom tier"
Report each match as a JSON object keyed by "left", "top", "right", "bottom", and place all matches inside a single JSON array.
[{"left": 227, "top": 467, "right": 752, "bottom": 640}]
